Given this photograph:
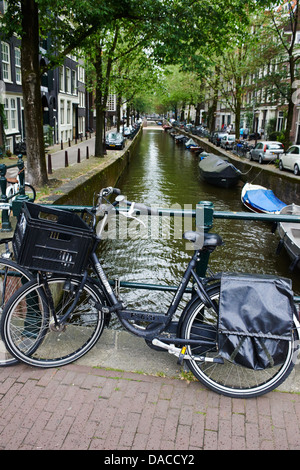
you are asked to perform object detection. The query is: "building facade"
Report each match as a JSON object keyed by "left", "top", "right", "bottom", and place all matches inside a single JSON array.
[{"left": 0, "top": 0, "right": 91, "bottom": 153}]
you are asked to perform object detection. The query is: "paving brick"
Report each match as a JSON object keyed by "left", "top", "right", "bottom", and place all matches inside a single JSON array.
[{"left": 0, "top": 362, "right": 299, "bottom": 450}]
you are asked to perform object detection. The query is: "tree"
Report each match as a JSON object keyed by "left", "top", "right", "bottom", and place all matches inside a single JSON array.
[
  {"left": 253, "top": 1, "right": 300, "bottom": 149},
  {"left": 0, "top": 0, "right": 171, "bottom": 181}
]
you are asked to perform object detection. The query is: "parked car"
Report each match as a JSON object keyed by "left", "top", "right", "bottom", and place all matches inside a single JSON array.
[
  {"left": 184, "top": 123, "right": 193, "bottom": 132},
  {"left": 220, "top": 134, "right": 236, "bottom": 150},
  {"left": 105, "top": 132, "right": 125, "bottom": 150},
  {"left": 249, "top": 141, "right": 284, "bottom": 163},
  {"left": 211, "top": 132, "right": 228, "bottom": 146},
  {"left": 279, "top": 145, "right": 300, "bottom": 175},
  {"left": 123, "top": 126, "right": 133, "bottom": 137}
]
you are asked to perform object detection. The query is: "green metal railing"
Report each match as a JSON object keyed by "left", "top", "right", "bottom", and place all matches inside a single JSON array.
[
  {"left": 1, "top": 179, "right": 300, "bottom": 301},
  {"left": 47, "top": 201, "right": 300, "bottom": 303}
]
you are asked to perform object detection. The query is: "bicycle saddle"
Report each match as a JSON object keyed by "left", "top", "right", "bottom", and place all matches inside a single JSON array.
[{"left": 183, "top": 231, "right": 223, "bottom": 248}]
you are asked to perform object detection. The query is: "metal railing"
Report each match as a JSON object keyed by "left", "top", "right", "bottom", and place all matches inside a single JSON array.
[{"left": 46, "top": 201, "right": 300, "bottom": 302}]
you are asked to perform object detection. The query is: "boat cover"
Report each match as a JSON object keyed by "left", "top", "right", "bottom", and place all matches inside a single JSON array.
[
  {"left": 218, "top": 273, "right": 294, "bottom": 370},
  {"left": 244, "top": 188, "right": 286, "bottom": 212},
  {"left": 199, "top": 155, "right": 239, "bottom": 174}
]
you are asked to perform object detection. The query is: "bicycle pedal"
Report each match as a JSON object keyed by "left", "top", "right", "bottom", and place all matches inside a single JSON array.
[{"left": 177, "top": 346, "right": 187, "bottom": 365}]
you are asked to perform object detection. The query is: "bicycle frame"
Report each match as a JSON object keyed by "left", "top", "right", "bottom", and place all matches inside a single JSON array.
[{"left": 89, "top": 248, "right": 218, "bottom": 342}]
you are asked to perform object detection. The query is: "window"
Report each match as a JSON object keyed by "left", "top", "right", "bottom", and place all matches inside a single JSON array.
[
  {"left": 107, "top": 94, "right": 116, "bottom": 112},
  {"left": 59, "top": 66, "right": 64, "bottom": 92},
  {"left": 67, "top": 101, "right": 71, "bottom": 124},
  {"left": 3, "top": 98, "right": 17, "bottom": 130},
  {"left": 10, "top": 98, "right": 16, "bottom": 129},
  {"left": 287, "top": 146, "right": 299, "bottom": 155},
  {"left": 66, "top": 67, "right": 71, "bottom": 93},
  {"left": 277, "top": 111, "right": 284, "bottom": 131},
  {"left": 71, "top": 70, "right": 76, "bottom": 94},
  {"left": 15, "top": 48, "right": 21, "bottom": 84},
  {"left": 60, "top": 100, "right": 64, "bottom": 124},
  {"left": 1, "top": 42, "right": 11, "bottom": 82},
  {"left": 79, "top": 91, "right": 85, "bottom": 108},
  {"left": 78, "top": 66, "right": 85, "bottom": 83}
]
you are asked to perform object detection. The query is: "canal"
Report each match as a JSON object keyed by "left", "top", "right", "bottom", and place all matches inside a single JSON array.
[{"left": 90, "top": 127, "right": 300, "bottom": 327}]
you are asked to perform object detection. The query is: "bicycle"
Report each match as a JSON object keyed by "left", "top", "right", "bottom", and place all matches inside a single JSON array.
[
  {"left": 0, "top": 238, "right": 33, "bottom": 366},
  {"left": 6, "top": 172, "right": 36, "bottom": 206},
  {"left": 0, "top": 187, "right": 299, "bottom": 398}
]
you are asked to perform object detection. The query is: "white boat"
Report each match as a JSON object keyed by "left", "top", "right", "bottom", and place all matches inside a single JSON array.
[
  {"left": 241, "top": 183, "right": 286, "bottom": 214},
  {"left": 277, "top": 204, "right": 300, "bottom": 271}
]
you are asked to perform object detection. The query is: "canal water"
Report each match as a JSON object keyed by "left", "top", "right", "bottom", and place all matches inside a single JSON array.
[{"left": 93, "top": 127, "right": 300, "bottom": 327}]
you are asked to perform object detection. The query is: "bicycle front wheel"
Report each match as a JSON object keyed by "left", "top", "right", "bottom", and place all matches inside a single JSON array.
[
  {"left": 1, "top": 276, "right": 106, "bottom": 368},
  {"left": 0, "top": 258, "right": 33, "bottom": 366},
  {"left": 181, "top": 285, "right": 299, "bottom": 398}
]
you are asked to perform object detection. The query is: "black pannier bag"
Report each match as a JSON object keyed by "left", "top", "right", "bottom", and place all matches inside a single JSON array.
[{"left": 218, "top": 273, "right": 295, "bottom": 370}]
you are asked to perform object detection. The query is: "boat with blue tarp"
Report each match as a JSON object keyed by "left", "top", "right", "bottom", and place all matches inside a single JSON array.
[{"left": 241, "top": 183, "right": 287, "bottom": 214}]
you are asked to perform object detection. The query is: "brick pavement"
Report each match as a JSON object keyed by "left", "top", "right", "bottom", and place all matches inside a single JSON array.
[{"left": 0, "top": 362, "right": 300, "bottom": 451}]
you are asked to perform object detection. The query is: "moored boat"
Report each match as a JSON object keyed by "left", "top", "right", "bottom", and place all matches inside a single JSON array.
[
  {"left": 241, "top": 183, "right": 286, "bottom": 214},
  {"left": 198, "top": 154, "right": 241, "bottom": 188},
  {"left": 277, "top": 204, "right": 300, "bottom": 271},
  {"left": 185, "top": 138, "right": 198, "bottom": 149}
]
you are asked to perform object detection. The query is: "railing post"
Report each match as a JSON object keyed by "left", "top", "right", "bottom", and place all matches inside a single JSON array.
[
  {"left": 12, "top": 154, "right": 29, "bottom": 217},
  {"left": 17, "top": 154, "right": 25, "bottom": 197},
  {"left": 0, "top": 163, "right": 11, "bottom": 231},
  {"left": 195, "top": 201, "right": 214, "bottom": 277}
]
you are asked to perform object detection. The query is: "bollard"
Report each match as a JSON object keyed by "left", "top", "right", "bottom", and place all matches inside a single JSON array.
[
  {"left": 77, "top": 148, "right": 80, "bottom": 163},
  {"left": 86, "top": 146, "right": 89, "bottom": 159},
  {"left": 47, "top": 154, "right": 52, "bottom": 174},
  {"left": 61, "top": 140, "right": 63, "bottom": 150},
  {"left": 65, "top": 150, "right": 69, "bottom": 167}
]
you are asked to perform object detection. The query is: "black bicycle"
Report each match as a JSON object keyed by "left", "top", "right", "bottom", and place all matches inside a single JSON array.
[{"left": 0, "top": 187, "right": 299, "bottom": 398}]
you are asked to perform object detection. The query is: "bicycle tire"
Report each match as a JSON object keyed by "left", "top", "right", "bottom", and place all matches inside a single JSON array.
[
  {"left": 1, "top": 275, "right": 106, "bottom": 368},
  {"left": 24, "top": 183, "right": 36, "bottom": 202},
  {"left": 0, "top": 258, "right": 33, "bottom": 366},
  {"left": 180, "top": 285, "right": 299, "bottom": 398}
]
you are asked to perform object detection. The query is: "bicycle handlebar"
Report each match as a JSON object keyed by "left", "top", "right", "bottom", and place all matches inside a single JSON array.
[{"left": 97, "top": 186, "right": 158, "bottom": 216}]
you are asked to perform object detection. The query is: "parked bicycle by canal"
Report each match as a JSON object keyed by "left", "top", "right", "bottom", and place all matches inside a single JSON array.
[{"left": 0, "top": 186, "right": 299, "bottom": 399}]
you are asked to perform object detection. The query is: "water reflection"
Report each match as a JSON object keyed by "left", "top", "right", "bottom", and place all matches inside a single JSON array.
[{"left": 96, "top": 129, "right": 300, "bottom": 327}]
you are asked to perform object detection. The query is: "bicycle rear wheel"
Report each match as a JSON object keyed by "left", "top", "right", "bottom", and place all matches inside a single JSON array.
[
  {"left": 24, "top": 183, "right": 36, "bottom": 202},
  {"left": 181, "top": 285, "right": 299, "bottom": 398},
  {"left": 0, "top": 258, "right": 33, "bottom": 366},
  {"left": 1, "top": 276, "right": 106, "bottom": 368}
]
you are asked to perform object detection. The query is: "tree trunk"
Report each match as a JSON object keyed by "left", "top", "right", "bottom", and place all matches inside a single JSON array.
[
  {"left": 235, "top": 76, "right": 242, "bottom": 140},
  {"left": 21, "top": 0, "right": 47, "bottom": 186},
  {"left": 195, "top": 103, "right": 201, "bottom": 126},
  {"left": 94, "top": 45, "right": 105, "bottom": 157},
  {"left": 284, "top": 56, "right": 296, "bottom": 151}
]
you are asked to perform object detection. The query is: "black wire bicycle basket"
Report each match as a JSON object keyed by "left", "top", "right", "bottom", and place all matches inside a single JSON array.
[{"left": 13, "top": 202, "right": 96, "bottom": 275}]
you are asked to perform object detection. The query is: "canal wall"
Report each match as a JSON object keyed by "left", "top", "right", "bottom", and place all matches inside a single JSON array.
[
  {"left": 175, "top": 129, "right": 300, "bottom": 206},
  {"left": 42, "top": 127, "right": 143, "bottom": 206}
]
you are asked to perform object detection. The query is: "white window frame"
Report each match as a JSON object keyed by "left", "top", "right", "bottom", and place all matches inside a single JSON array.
[
  {"left": 65, "top": 67, "right": 71, "bottom": 94},
  {"left": 60, "top": 99, "right": 65, "bottom": 125},
  {"left": 71, "top": 69, "right": 77, "bottom": 95},
  {"left": 67, "top": 100, "right": 71, "bottom": 124},
  {"left": 10, "top": 98, "right": 16, "bottom": 129},
  {"left": 1, "top": 42, "right": 11, "bottom": 82},
  {"left": 15, "top": 48, "right": 21, "bottom": 84},
  {"left": 59, "top": 66, "right": 64, "bottom": 92}
]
